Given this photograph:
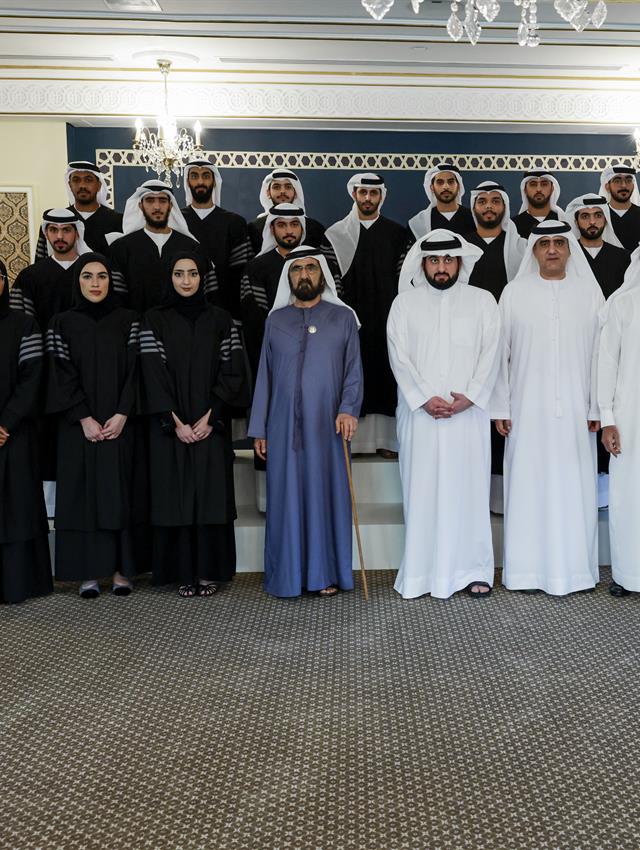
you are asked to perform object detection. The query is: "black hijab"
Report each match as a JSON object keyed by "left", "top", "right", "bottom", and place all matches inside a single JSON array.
[
  {"left": 72, "top": 252, "right": 117, "bottom": 320},
  {"left": 0, "top": 261, "right": 9, "bottom": 318},
  {"left": 162, "top": 250, "right": 208, "bottom": 323}
]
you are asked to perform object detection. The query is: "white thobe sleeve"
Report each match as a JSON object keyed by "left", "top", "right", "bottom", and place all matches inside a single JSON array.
[
  {"left": 387, "top": 297, "right": 438, "bottom": 412},
  {"left": 588, "top": 289, "right": 606, "bottom": 421},
  {"left": 597, "top": 296, "right": 626, "bottom": 428},
  {"left": 488, "top": 287, "right": 512, "bottom": 420},
  {"left": 463, "top": 295, "right": 501, "bottom": 411}
]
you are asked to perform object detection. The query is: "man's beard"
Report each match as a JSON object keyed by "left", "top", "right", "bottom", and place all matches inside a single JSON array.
[
  {"left": 579, "top": 224, "right": 605, "bottom": 242},
  {"left": 476, "top": 208, "right": 505, "bottom": 228},
  {"left": 290, "top": 278, "right": 325, "bottom": 301},
  {"left": 50, "top": 240, "right": 74, "bottom": 255},
  {"left": 434, "top": 188, "right": 458, "bottom": 204},
  {"left": 269, "top": 191, "right": 295, "bottom": 205},
  {"left": 610, "top": 187, "right": 631, "bottom": 204},
  {"left": 73, "top": 189, "right": 97, "bottom": 205},
  {"left": 526, "top": 192, "right": 550, "bottom": 210},
  {"left": 143, "top": 210, "right": 170, "bottom": 230},
  {"left": 190, "top": 184, "right": 214, "bottom": 203},
  {"left": 356, "top": 199, "right": 380, "bottom": 217},
  {"left": 425, "top": 268, "right": 460, "bottom": 290},
  {"left": 275, "top": 232, "right": 302, "bottom": 250}
]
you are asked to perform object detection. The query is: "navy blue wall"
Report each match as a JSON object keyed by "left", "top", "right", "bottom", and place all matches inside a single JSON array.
[{"left": 66, "top": 125, "right": 636, "bottom": 227}]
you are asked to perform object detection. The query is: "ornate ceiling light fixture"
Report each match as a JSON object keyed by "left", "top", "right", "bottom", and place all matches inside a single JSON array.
[
  {"left": 361, "top": 0, "right": 607, "bottom": 46},
  {"left": 133, "top": 59, "right": 203, "bottom": 185}
]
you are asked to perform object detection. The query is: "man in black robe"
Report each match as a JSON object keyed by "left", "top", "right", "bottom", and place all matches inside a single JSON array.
[
  {"left": 241, "top": 203, "right": 328, "bottom": 380},
  {"left": 0, "top": 263, "right": 52, "bottom": 603},
  {"left": 465, "top": 182, "right": 525, "bottom": 514},
  {"left": 565, "top": 194, "right": 631, "bottom": 298},
  {"left": 512, "top": 171, "right": 564, "bottom": 239},
  {"left": 11, "top": 208, "right": 89, "bottom": 329},
  {"left": 46, "top": 253, "right": 148, "bottom": 598},
  {"left": 248, "top": 169, "right": 325, "bottom": 254},
  {"left": 180, "top": 157, "right": 251, "bottom": 319},
  {"left": 465, "top": 181, "right": 526, "bottom": 302},
  {"left": 408, "top": 162, "right": 474, "bottom": 240},
  {"left": 35, "top": 161, "right": 123, "bottom": 259},
  {"left": 565, "top": 194, "right": 631, "bottom": 494},
  {"left": 109, "top": 180, "right": 212, "bottom": 312},
  {"left": 599, "top": 165, "right": 640, "bottom": 252},
  {"left": 10, "top": 208, "right": 90, "bottom": 485},
  {"left": 326, "top": 172, "right": 412, "bottom": 456},
  {"left": 140, "top": 251, "right": 249, "bottom": 597}
]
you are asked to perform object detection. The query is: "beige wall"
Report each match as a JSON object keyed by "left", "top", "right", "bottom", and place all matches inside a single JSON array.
[{"left": 0, "top": 118, "right": 69, "bottom": 260}]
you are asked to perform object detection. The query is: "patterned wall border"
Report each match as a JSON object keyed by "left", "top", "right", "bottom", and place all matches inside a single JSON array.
[
  {"left": 2, "top": 78, "right": 640, "bottom": 127},
  {"left": 0, "top": 186, "right": 35, "bottom": 278},
  {"left": 96, "top": 148, "right": 638, "bottom": 207}
]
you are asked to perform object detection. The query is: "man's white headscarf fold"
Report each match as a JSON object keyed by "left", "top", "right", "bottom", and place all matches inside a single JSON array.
[
  {"left": 182, "top": 158, "right": 223, "bottom": 207},
  {"left": 470, "top": 180, "right": 525, "bottom": 281},
  {"left": 258, "top": 203, "right": 306, "bottom": 256},
  {"left": 258, "top": 169, "right": 305, "bottom": 217},
  {"left": 563, "top": 194, "right": 624, "bottom": 249},
  {"left": 325, "top": 173, "right": 387, "bottom": 278},
  {"left": 408, "top": 162, "right": 465, "bottom": 239},
  {"left": 514, "top": 219, "right": 600, "bottom": 294},
  {"left": 270, "top": 245, "right": 360, "bottom": 327},
  {"left": 398, "top": 228, "right": 483, "bottom": 293},
  {"left": 518, "top": 170, "right": 564, "bottom": 216},
  {"left": 41, "top": 208, "right": 90, "bottom": 256},
  {"left": 122, "top": 180, "right": 196, "bottom": 239},
  {"left": 599, "top": 165, "right": 640, "bottom": 205},
  {"left": 64, "top": 161, "right": 109, "bottom": 207}
]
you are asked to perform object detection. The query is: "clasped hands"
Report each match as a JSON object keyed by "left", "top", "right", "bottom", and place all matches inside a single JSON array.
[
  {"left": 423, "top": 393, "right": 473, "bottom": 419},
  {"left": 80, "top": 413, "right": 127, "bottom": 443},
  {"left": 0, "top": 425, "right": 9, "bottom": 447},
  {"left": 172, "top": 410, "right": 213, "bottom": 444}
]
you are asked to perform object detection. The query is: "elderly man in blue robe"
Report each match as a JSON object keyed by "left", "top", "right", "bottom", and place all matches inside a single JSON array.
[{"left": 248, "top": 245, "right": 363, "bottom": 598}]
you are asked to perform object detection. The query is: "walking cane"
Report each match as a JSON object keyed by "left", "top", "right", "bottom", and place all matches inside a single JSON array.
[{"left": 341, "top": 433, "right": 369, "bottom": 601}]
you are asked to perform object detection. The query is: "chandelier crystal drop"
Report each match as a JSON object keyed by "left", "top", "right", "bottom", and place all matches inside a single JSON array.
[
  {"left": 360, "top": 0, "right": 395, "bottom": 20},
  {"left": 446, "top": 1, "right": 465, "bottom": 41},
  {"left": 361, "top": 0, "right": 609, "bottom": 46},
  {"left": 132, "top": 59, "right": 203, "bottom": 186}
]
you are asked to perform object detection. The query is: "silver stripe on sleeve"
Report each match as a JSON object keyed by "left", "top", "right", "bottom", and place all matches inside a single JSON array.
[
  {"left": 45, "top": 329, "right": 70, "bottom": 361},
  {"left": 18, "top": 333, "right": 43, "bottom": 364}
]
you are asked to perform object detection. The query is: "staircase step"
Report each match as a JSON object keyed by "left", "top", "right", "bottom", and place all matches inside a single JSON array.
[{"left": 235, "top": 506, "right": 612, "bottom": 574}]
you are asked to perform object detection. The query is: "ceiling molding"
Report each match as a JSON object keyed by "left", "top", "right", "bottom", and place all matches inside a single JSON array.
[{"left": 1, "top": 78, "right": 639, "bottom": 130}]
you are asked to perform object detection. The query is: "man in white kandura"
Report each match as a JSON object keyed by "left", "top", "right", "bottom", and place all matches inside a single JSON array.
[
  {"left": 491, "top": 220, "right": 604, "bottom": 595},
  {"left": 598, "top": 246, "right": 640, "bottom": 597},
  {"left": 388, "top": 230, "right": 501, "bottom": 600}
]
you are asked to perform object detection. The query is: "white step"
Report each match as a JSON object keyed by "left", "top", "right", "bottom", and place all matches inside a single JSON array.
[
  {"left": 233, "top": 450, "right": 613, "bottom": 572},
  {"left": 47, "top": 456, "right": 614, "bottom": 575}
]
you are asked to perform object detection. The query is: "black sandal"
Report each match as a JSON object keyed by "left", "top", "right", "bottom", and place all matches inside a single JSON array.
[
  {"left": 610, "top": 581, "right": 630, "bottom": 597},
  {"left": 112, "top": 581, "right": 132, "bottom": 597},
  {"left": 467, "top": 581, "right": 492, "bottom": 598},
  {"left": 318, "top": 586, "right": 339, "bottom": 597},
  {"left": 197, "top": 582, "right": 219, "bottom": 597},
  {"left": 178, "top": 585, "right": 197, "bottom": 598}
]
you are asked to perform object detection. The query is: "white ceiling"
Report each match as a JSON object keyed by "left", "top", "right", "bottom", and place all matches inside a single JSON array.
[{"left": 1, "top": 1, "right": 639, "bottom": 131}]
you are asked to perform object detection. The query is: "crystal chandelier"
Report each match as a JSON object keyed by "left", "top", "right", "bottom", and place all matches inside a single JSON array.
[
  {"left": 133, "top": 59, "right": 203, "bottom": 185},
  {"left": 361, "top": 0, "right": 607, "bottom": 46}
]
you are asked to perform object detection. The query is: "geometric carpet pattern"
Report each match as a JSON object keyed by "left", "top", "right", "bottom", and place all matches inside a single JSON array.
[{"left": 2, "top": 568, "right": 639, "bottom": 850}]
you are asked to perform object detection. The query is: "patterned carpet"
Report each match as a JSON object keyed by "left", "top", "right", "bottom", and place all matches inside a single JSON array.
[{"left": 2, "top": 569, "right": 640, "bottom": 850}]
